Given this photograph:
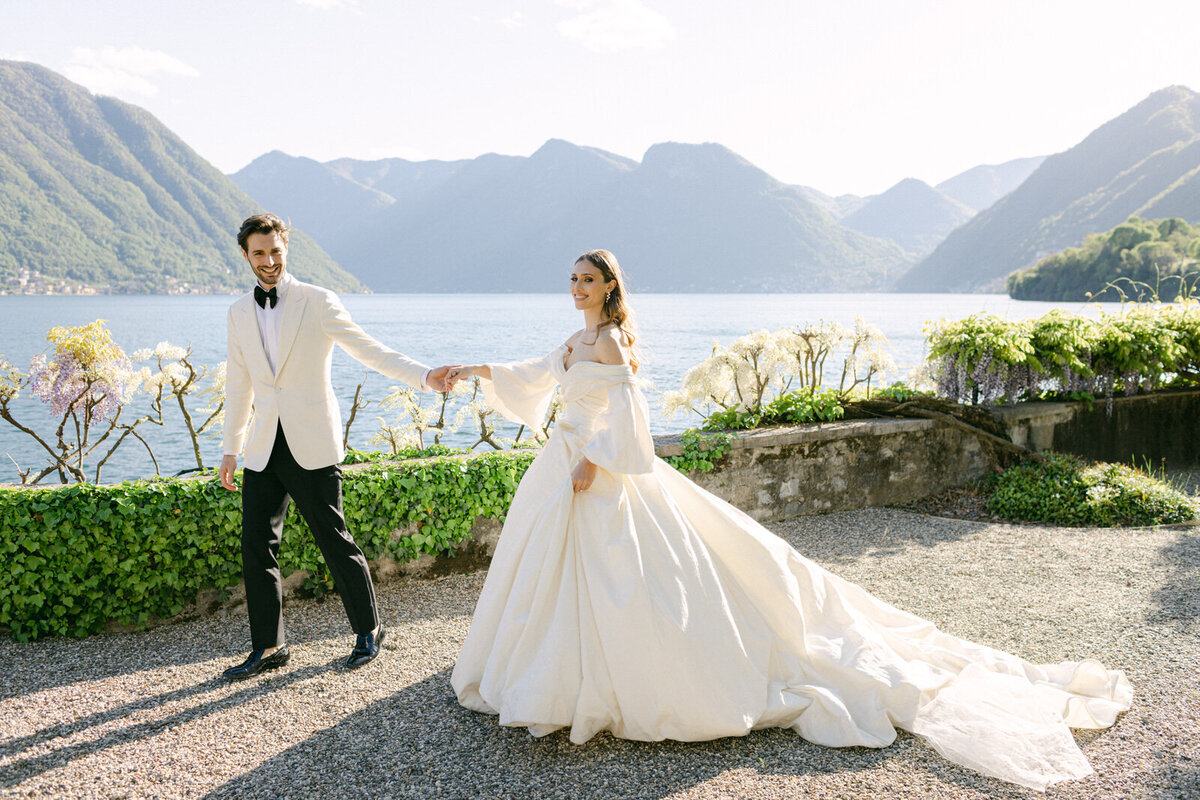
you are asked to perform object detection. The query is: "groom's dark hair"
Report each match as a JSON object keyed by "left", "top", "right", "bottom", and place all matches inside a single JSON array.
[{"left": 237, "top": 214, "right": 290, "bottom": 252}]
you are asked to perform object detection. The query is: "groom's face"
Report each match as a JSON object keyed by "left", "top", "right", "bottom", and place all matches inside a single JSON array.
[{"left": 242, "top": 231, "right": 288, "bottom": 289}]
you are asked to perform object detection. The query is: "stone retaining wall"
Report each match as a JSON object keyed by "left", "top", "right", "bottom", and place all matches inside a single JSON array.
[
  {"left": 991, "top": 388, "right": 1200, "bottom": 468},
  {"left": 653, "top": 388, "right": 1200, "bottom": 523}
]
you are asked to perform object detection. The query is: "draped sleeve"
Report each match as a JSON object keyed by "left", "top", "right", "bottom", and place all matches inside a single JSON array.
[
  {"left": 481, "top": 350, "right": 560, "bottom": 430},
  {"left": 577, "top": 378, "right": 656, "bottom": 475}
]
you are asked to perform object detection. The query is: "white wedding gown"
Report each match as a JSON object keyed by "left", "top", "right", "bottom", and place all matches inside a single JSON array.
[{"left": 450, "top": 347, "right": 1133, "bottom": 792}]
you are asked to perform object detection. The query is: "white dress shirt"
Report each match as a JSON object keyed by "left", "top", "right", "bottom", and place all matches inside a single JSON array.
[{"left": 254, "top": 274, "right": 291, "bottom": 374}]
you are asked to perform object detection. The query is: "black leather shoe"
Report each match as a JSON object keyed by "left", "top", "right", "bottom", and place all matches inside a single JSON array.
[
  {"left": 223, "top": 645, "right": 290, "bottom": 679},
  {"left": 346, "top": 625, "right": 385, "bottom": 668}
]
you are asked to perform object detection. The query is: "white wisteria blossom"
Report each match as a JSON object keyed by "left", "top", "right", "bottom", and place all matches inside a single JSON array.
[
  {"left": 367, "top": 419, "right": 423, "bottom": 454},
  {"left": 376, "top": 380, "right": 469, "bottom": 449},
  {"left": 664, "top": 320, "right": 898, "bottom": 423},
  {"left": 0, "top": 357, "right": 24, "bottom": 403},
  {"left": 133, "top": 342, "right": 224, "bottom": 470},
  {"left": 196, "top": 361, "right": 227, "bottom": 434},
  {"left": 663, "top": 330, "right": 789, "bottom": 419},
  {"left": 454, "top": 378, "right": 506, "bottom": 450},
  {"left": 776, "top": 320, "right": 847, "bottom": 391},
  {"left": 838, "top": 316, "right": 896, "bottom": 396}
]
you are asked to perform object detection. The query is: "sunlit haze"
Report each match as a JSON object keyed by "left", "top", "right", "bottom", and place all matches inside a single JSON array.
[{"left": 3, "top": 0, "right": 1199, "bottom": 195}]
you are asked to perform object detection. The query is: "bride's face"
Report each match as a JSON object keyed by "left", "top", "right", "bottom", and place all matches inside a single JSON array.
[{"left": 570, "top": 261, "right": 615, "bottom": 313}]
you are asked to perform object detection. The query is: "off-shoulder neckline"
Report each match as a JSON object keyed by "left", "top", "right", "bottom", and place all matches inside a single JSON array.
[{"left": 556, "top": 342, "right": 631, "bottom": 373}]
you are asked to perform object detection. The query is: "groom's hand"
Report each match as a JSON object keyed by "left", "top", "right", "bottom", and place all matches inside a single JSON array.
[
  {"left": 219, "top": 455, "right": 239, "bottom": 491},
  {"left": 427, "top": 364, "right": 461, "bottom": 392}
]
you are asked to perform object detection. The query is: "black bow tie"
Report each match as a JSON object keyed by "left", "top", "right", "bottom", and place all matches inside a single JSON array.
[{"left": 254, "top": 285, "right": 278, "bottom": 309}]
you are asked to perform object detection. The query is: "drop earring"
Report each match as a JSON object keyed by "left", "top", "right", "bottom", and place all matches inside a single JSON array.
[{"left": 605, "top": 290, "right": 612, "bottom": 303}]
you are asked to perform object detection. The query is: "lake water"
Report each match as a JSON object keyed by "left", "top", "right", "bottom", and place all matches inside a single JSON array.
[{"left": 0, "top": 292, "right": 1121, "bottom": 483}]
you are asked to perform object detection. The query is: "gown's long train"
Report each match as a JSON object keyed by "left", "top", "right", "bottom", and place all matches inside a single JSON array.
[{"left": 450, "top": 348, "right": 1133, "bottom": 792}]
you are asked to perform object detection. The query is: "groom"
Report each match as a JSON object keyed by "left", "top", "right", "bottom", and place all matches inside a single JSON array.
[{"left": 218, "top": 213, "right": 455, "bottom": 679}]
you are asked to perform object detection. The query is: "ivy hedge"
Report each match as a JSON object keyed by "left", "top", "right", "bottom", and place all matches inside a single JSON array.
[{"left": 0, "top": 450, "right": 535, "bottom": 642}]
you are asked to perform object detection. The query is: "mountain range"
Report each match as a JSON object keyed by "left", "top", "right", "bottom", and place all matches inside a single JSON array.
[
  {"left": 0, "top": 60, "right": 359, "bottom": 294},
  {"left": 233, "top": 140, "right": 917, "bottom": 292},
  {"left": 233, "top": 144, "right": 1049, "bottom": 289},
  {"left": 898, "top": 86, "right": 1200, "bottom": 292},
  {"left": 793, "top": 157, "right": 1044, "bottom": 258}
]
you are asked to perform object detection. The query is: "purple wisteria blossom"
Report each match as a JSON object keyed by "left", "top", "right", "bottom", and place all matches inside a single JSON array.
[{"left": 28, "top": 350, "right": 134, "bottom": 422}]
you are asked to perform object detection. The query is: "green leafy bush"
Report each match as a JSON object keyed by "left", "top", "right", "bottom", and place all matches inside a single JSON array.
[
  {"left": 341, "top": 445, "right": 459, "bottom": 464},
  {"left": 0, "top": 450, "right": 535, "bottom": 641},
  {"left": 985, "top": 454, "right": 1197, "bottom": 526},
  {"left": 864, "top": 381, "right": 933, "bottom": 403},
  {"left": 702, "top": 386, "right": 844, "bottom": 431},
  {"left": 664, "top": 430, "right": 733, "bottom": 474}
]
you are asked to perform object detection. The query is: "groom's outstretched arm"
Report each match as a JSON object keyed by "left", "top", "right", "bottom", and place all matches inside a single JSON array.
[{"left": 318, "top": 290, "right": 432, "bottom": 389}]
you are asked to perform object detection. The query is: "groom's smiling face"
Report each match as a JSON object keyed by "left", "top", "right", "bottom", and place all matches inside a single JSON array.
[{"left": 243, "top": 231, "right": 288, "bottom": 289}]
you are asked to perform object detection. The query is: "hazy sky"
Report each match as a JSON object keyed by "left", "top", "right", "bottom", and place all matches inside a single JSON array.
[{"left": 3, "top": 0, "right": 1199, "bottom": 196}]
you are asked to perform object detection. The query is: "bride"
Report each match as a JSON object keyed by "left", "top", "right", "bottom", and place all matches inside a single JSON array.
[{"left": 446, "top": 249, "right": 1132, "bottom": 792}]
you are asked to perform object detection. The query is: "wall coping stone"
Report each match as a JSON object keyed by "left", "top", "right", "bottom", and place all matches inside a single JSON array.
[{"left": 652, "top": 416, "right": 936, "bottom": 457}]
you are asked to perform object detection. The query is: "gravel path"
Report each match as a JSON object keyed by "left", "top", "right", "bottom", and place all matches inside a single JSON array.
[{"left": 1, "top": 508, "right": 1197, "bottom": 800}]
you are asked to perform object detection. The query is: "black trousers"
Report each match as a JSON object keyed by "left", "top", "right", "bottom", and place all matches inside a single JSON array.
[{"left": 241, "top": 423, "right": 379, "bottom": 649}]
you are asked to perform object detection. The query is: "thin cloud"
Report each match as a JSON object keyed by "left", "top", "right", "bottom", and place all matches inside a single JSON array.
[
  {"left": 555, "top": 0, "right": 676, "bottom": 53},
  {"left": 64, "top": 46, "right": 199, "bottom": 97},
  {"left": 293, "top": 0, "right": 358, "bottom": 8}
]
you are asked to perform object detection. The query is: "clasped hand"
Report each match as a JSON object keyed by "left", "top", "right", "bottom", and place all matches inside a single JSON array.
[
  {"left": 430, "top": 363, "right": 492, "bottom": 391},
  {"left": 427, "top": 364, "right": 461, "bottom": 392}
]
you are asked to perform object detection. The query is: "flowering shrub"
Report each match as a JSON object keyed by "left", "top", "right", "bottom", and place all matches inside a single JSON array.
[
  {"left": 3, "top": 320, "right": 150, "bottom": 483},
  {"left": 453, "top": 378, "right": 507, "bottom": 450},
  {"left": 1, "top": 321, "right": 551, "bottom": 483},
  {"left": 30, "top": 320, "right": 140, "bottom": 423},
  {"left": 371, "top": 382, "right": 464, "bottom": 452},
  {"left": 0, "top": 323, "right": 233, "bottom": 484},
  {"left": 133, "top": 342, "right": 226, "bottom": 471},
  {"left": 925, "top": 302, "right": 1200, "bottom": 408},
  {"left": 663, "top": 318, "right": 895, "bottom": 427},
  {"left": 924, "top": 313, "right": 1038, "bottom": 405}
]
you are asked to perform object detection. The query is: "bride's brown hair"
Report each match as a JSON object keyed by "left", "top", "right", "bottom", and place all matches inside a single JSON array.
[{"left": 576, "top": 249, "right": 640, "bottom": 373}]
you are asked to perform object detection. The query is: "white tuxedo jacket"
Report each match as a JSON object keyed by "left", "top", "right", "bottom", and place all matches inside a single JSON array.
[{"left": 223, "top": 280, "right": 430, "bottom": 471}]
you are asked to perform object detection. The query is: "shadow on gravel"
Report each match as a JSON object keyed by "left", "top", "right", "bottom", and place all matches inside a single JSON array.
[
  {"left": 781, "top": 509, "right": 988, "bottom": 567},
  {"left": 0, "top": 660, "right": 340, "bottom": 789},
  {"left": 1147, "top": 531, "right": 1200, "bottom": 627},
  {"left": 1149, "top": 755, "right": 1200, "bottom": 799},
  {"left": 201, "top": 669, "right": 1029, "bottom": 800},
  {"left": 0, "top": 619, "right": 252, "bottom": 697}
]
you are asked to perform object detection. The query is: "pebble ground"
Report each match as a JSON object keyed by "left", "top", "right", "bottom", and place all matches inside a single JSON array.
[{"left": 1, "top": 508, "right": 1197, "bottom": 799}]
